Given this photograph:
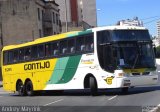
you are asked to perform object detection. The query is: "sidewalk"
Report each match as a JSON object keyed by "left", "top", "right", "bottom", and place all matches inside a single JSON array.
[{"left": 0, "top": 81, "right": 2, "bottom": 87}]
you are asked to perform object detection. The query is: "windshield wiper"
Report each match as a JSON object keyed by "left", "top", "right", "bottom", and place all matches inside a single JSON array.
[{"left": 132, "top": 54, "right": 139, "bottom": 69}]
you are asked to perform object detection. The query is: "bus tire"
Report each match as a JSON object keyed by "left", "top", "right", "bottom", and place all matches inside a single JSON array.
[
  {"left": 26, "top": 81, "right": 34, "bottom": 96},
  {"left": 89, "top": 77, "right": 98, "bottom": 96},
  {"left": 17, "top": 81, "right": 25, "bottom": 96},
  {"left": 121, "top": 87, "right": 128, "bottom": 93}
]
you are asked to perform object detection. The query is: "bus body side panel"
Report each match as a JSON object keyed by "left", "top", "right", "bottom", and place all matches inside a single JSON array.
[
  {"left": 44, "top": 53, "right": 107, "bottom": 90},
  {"left": 2, "top": 58, "right": 58, "bottom": 91},
  {"left": 45, "top": 55, "right": 83, "bottom": 90}
]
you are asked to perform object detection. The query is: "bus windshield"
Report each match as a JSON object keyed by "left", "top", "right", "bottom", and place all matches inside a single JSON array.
[
  {"left": 117, "top": 43, "right": 155, "bottom": 69},
  {"left": 112, "top": 30, "right": 151, "bottom": 41},
  {"left": 97, "top": 30, "right": 155, "bottom": 73}
]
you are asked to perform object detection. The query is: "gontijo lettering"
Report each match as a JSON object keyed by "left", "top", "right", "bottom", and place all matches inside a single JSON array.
[{"left": 24, "top": 61, "right": 50, "bottom": 70}]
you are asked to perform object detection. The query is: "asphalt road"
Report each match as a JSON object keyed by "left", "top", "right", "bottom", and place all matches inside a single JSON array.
[{"left": 0, "top": 64, "right": 160, "bottom": 112}]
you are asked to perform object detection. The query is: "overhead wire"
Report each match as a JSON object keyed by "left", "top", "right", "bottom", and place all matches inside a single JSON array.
[
  {"left": 140, "top": 16, "right": 160, "bottom": 21},
  {"left": 143, "top": 17, "right": 160, "bottom": 24}
]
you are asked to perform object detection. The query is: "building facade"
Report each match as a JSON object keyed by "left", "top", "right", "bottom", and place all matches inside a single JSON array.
[
  {"left": 55, "top": 0, "right": 97, "bottom": 32},
  {"left": 117, "top": 17, "right": 143, "bottom": 27},
  {"left": 0, "top": 0, "right": 61, "bottom": 47},
  {"left": 157, "top": 20, "right": 160, "bottom": 38}
]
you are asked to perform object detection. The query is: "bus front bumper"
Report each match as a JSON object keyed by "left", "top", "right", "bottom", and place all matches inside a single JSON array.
[{"left": 115, "top": 75, "right": 158, "bottom": 88}]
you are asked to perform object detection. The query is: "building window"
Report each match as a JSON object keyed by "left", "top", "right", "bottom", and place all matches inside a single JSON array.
[
  {"left": 39, "top": 29, "right": 42, "bottom": 38},
  {"left": 56, "top": 14, "right": 59, "bottom": 25},
  {"left": 53, "top": 12, "right": 55, "bottom": 24},
  {"left": 42, "top": 10, "right": 44, "bottom": 21},
  {"left": 38, "top": 8, "right": 40, "bottom": 20}
]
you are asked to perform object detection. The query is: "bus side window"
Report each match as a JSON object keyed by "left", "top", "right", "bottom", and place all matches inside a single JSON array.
[
  {"left": 31, "top": 46, "right": 38, "bottom": 59},
  {"left": 86, "top": 35, "right": 94, "bottom": 51},
  {"left": 60, "top": 40, "right": 68, "bottom": 55},
  {"left": 76, "top": 36, "right": 85, "bottom": 52},
  {"left": 52, "top": 42, "right": 59, "bottom": 56},
  {"left": 24, "top": 48, "right": 31, "bottom": 61},
  {"left": 19, "top": 49, "right": 25, "bottom": 61},
  {"left": 3, "top": 51, "right": 8, "bottom": 65},
  {"left": 13, "top": 50, "right": 18, "bottom": 63},
  {"left": 37, "top": 45, "right": 45, "bottom": 58},
  {"left": 8, "top": 51, "right": 14, "bottom": 63},
  {"left": 45, "top": 43, "right": 52, "bottom": 57},
  {"left": 68, "top": 39, "right": 75, "bottom": 54}
]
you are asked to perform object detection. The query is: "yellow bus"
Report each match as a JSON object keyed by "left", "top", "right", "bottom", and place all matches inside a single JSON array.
[{"left": 1, "top": 26, "right": 158, "bottom": 96}]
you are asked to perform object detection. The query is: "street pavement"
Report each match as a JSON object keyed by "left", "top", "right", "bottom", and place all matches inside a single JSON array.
[
  {"left": 0, "top": 81, "right": 2, "bottom": 87},
  {"left": 0, "top": 60, "right": 160, "bottom": 112}
]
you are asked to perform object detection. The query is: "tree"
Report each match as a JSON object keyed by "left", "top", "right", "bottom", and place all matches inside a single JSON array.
[{"left": 156, "top": 46, "right": 160, "bottom": 58}]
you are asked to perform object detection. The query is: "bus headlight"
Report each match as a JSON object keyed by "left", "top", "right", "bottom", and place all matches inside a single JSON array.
[
  {"left": 118, "top": 73, "right": 124, "bottom": 77},
  {"left": 115, "top": 70, "right": 126, "bottom": 78},
  {"left": 116, "top": 73, "right": 129, "bottom": 77}
]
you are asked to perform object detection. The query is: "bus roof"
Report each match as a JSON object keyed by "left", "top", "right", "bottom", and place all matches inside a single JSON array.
[
  {"left": 2, "top": 25, "right": 147, "bottom": 51},
  {"left": 2, "top": 30, "right": 92, "bottom": 51},
  {"left": 91, "top": 25, "right": 147, "bottom": 32}
]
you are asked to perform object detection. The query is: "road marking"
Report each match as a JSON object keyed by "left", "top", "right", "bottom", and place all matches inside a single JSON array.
[
  {"left": 108, "top": 95, "right": 118, "bottom": 101},
  {"left": 0, "top": 92, "right": 12, "bottom": 94},
  {"left": 43, "top": 99, "right": 63, "bottom": 106},
  {"left": 149, "top": 104, "right": 160, "bottom": 112},
  {"left": 158, "top": 71, "right": 160, "bottom": 73}
]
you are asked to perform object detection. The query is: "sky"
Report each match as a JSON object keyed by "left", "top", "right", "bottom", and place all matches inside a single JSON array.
[{"left": 96, "top": 0, "right": 160, "bottom": 36}]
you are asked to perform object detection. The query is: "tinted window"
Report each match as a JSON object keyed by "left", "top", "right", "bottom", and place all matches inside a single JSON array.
[
  {"left": 3, "top": 51, "right": 8, "bottom": 65},
  {"left": 52, "top": 42, "right": 59, "bottom": 56},
  {"left": 68, "top": 39, "right": 75, "bottom": 54},
  {"left": 19, "top": 49, "right": 25, "bottom": 61},
  {"left": 76, "top": 36, "right": 85, "bottom": 52},
  {"left": 24, "top": 48, "right": 31, "bottom": 60},
  {"left": 31, "top": 46, "right": 38, "bottom": 59},
  {"left": 97, "top": 30, "right": 111, "bottom": 45},
  {"left": 45, "top": 43, "right": 52, "bottom": 57},
  {"left": 37, "top": 45, "right": 45, "bottom": 58},
  {"left": 13, "top": 50, "right": 19, "bottom": 63},
  {"left": 60, "top": 40, "right": 68, "bottom": 55},
  {"left": 86, "top": 36, "right": 94, "bottom": 51},
  {"left": 8, "top": 51, "right": 14, "bottom": 63}
]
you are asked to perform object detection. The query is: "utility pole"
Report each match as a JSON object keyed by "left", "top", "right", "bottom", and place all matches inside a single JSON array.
[
  {"left": 65, "top": 0, "right": 68, "bottom": 32},
  {"left": 0, "top": 3, "right": 4, "bottom": 49}
]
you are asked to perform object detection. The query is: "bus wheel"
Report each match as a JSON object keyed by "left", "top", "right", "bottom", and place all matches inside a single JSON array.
[
  {"left": 17, "top": 81, "right": 25, "bottom": 96},
  {"left": 121, "top": 87, "right": 128, "bottom": 94},
  {"left": 26, "top": 81, "right": 34, "bottom": 96},
  {"left": 89, "top": 77, "right": 98, "bottom": 96}
]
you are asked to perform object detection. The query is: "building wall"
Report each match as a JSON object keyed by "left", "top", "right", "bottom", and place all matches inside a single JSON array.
[
  {"left": 0, "top": 0, "right": 38, "bottom": 45},
  {"left": 79, "top": 0, "right": 97, "bottom": 27},
  {"left": 0, "top": 0, "right": 61, "bottom": 47},
  {"left": 55, "top": 0, "right": 97, "bottom": 33},
  {"left": 44, "top": 1, "right": 61, "bottom": 36}
]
